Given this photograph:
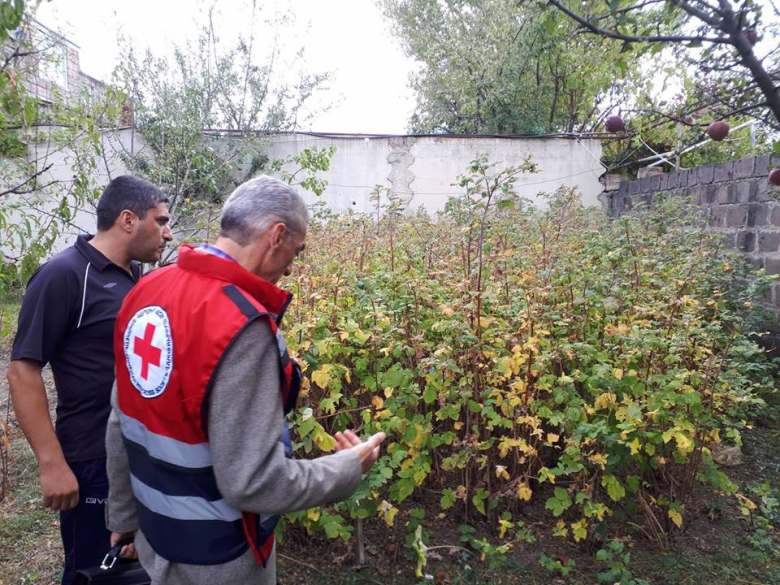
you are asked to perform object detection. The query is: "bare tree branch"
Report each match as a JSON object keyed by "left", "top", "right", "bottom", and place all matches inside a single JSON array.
[
  {"left": 0, "top": 163, "right": 53, "bottom": 198},
  {"left": 547, "top": 0, "right": 731, "bottom": 44},
  {"left": 671, "top": 0, "right": 723, "bottom": 27}
]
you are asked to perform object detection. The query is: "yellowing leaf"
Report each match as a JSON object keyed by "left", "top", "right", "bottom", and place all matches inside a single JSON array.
[
  {"left": 311, "top": 365, "right": 332, "bottom": 389},
  {"left": 668, "top": 509, "right": 683, "bottom": 529},
  {"left": 440, "top": 305, "right": 454, "bottom": 317},
  {"left": 307, "top": 508, "right": 321, "bottom": 522},
  {"left": 383, "top": 387, "right": 394, "bottom": 398},
  {"left": 588, "top": 453, "right": 608, "bottom": 469},
  {"left": 454, "top": 421, "right": 464, "bottom": 431},
  {"left": 498, "top": 436, "right": 535, "bottom": 458},
  {"left": 495, "top": 465, "right": 510, "bottom": 480},
  {"left": 629, "top": 438, "right": 641, "bottom": 455},
  {"left": 371, "top": 395, "right": 384, "bottom": 409},
  {"left": 498, "top": 517, "right": 512, "bottom": 538},
  {"left": 538, "top": 467, "right": 556, "bottom": 484},
  {"left": 313, "top": 429, "right": 337, "bottom": 452},
  {"left": 552, "top": 519, "right": 568, "bottom": 538},
  {"left": 736, "top": 494, "right": 757, "bottom": 515},
  {"left": 410, "top": 423, "right": 428, "bottom": 449},
  {"left": 674, "top": 432, "right": 694, "bottom": 455},
  {"left": 571, "top": 519, "right": 588, "bottom": 542},
  {"left": 298, "top": 376, "right": 311, "bottom": 398},
  {"left": 377, "top": 500, "right": 399, "bottom": 527},
  {"left": 594, "top": 392, "right": 617, "bottom": 410},
  {"left": 516, "top": 483, "right": 533, "bottom": 502},
  {"left": 546, "top": 433, "right": 560, "bottom": 444}
]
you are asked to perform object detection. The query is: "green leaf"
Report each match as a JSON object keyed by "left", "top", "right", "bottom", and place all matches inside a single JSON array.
[
  {"left": 602, "top": 475, "right": 626, "bottom": 502},
  {"left": 440, "top": 488, "right": 457, "bottom": 510},
  {"left": 472, "top": 488, "right": 489, "bottom": 515},
  {"left": 545, "top": 487, "right": 572, "bottom": 517}
]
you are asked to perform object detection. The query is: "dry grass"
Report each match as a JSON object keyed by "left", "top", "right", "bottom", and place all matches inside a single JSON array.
[{"left": 0, "top": 304, "right": 61, "bottom": 585}]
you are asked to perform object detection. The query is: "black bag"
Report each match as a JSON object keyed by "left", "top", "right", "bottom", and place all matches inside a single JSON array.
[{"left": 73, "top": 538, "right": 151, "bottom": 585}]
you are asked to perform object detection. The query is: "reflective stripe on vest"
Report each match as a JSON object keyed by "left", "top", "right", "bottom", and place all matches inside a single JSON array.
[
  {"left": 119, "top": 411, "right": 211, "bottom": 468},
  {"left": 130, "top": 475, "right": 241, "bottom": 522}
]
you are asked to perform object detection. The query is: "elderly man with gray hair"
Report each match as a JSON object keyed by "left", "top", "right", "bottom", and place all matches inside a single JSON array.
[{"left": 105, "top": 176, "right": 385, "bottom": 584}]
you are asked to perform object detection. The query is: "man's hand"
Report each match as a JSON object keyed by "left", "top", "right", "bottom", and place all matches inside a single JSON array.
[
  {"left": 334, "top": 430, "right": 386, "bottom": 473},
  {"left": 110, "top": 531, "right": 138, "bottom": 559},
  {"left": 39, "top": 459, "right": 79, "bottom": 511},
  {"left": 7, "top": 360, "right": 79, "bottom": 511}
]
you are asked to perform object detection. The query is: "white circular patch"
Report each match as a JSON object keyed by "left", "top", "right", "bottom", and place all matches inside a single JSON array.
[{"left": 123, "top": 305, "right": 173, "bottom": 398}]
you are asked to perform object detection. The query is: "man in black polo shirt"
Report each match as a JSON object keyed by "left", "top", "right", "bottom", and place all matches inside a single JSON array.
[{"left": 6, "top": 175, "right": 171, "bottom": 585}]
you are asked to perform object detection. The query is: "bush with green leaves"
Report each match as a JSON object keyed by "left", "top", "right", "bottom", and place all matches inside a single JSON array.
[{"left": 279, "top": 156, "right": 776, "bottom": 572}]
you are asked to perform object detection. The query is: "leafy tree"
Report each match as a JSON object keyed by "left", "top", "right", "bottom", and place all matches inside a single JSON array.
[
  {"left": 0, "top": 2, "right": 122, "bottom": 293},
  {"left": 549, "top": 0, "right": 779, "bottom": 127},
  {"left": 113, "top": 5, "right": 338, "bottom": 261},
  {"left": 113, "top": 3, "right": 330, "bottom": 236},
  {"left": 601, "top": 70, "right": 776, "bottom": 173},
  {"left": 1, "top": 0, "right": 124, "bottom": 502},
  {"left": 549, "top": 0, "right": 780, "bottom": 163},
  {"left": 382, "top": 0, "right": 650, "bottom": 134}
]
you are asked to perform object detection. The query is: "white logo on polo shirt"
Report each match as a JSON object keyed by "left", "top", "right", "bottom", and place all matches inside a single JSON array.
[{"left": 123, "top": 305, "right": 173, "bottom": 398}]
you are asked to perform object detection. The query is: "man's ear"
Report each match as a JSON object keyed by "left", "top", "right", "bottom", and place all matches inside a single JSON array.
[
  {"left": 116, "top": 209, "right": 137, "bottom": 234},
  {"left": 268, "top": 222, "right": 287, "bottom": 248}
]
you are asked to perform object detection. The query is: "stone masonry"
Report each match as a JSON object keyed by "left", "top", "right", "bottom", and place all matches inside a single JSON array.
[{"left": 603, "top": 154, "right": 780, "bottom": 344}]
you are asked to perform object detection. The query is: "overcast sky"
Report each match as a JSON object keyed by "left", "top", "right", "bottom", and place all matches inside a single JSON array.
[{"left": 34, "top": 0, "right": 418, "bottom": 134}]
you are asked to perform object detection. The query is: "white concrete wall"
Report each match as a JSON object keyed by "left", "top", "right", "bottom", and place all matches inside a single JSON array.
[
  {"left": 245, "top": 133, "right": 605, "bottom": 213},
  {"left": 1, "top": 128, "right": 141, "bottom": 259},
  {"left": 2, "top": 130, "right": 604, "bottom": 261}
]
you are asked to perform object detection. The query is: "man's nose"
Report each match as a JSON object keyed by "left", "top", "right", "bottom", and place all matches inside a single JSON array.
[{"left": 163, "top": 226, "right": 173, "bottom": 241}]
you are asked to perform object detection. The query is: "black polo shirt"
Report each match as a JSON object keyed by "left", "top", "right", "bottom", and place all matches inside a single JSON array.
[{"left": 11, "top": 234, "right": 141, "bottom": 462}]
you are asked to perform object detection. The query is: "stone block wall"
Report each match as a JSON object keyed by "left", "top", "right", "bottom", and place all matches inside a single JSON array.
[{"left": 603, "top": 155, "right": 780, "bottom": 342}]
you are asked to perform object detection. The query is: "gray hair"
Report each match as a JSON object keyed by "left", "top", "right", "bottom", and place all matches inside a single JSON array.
[{"left": 220, "top": 176, "right": 309, "bottom": 245}]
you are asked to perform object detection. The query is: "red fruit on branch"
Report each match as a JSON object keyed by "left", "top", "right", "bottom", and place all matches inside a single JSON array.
[
  {"left": 605, "top": 115, "right": 625, "bottom": 133},
  {"left": 707, "top": 121, "right": 730, "bottom": 141},
  {"left": 769, "top": 168, "right": 780, "bottom": 186}
]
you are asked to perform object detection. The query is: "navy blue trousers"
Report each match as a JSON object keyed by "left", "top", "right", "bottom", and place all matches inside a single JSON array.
[{"left": 59, "top": 458, "right": 111, "bottom": 585}]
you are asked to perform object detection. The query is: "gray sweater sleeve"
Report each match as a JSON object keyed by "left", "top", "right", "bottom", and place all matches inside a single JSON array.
[
  {"left": 105, "top": 384, "right": 139, "bottom": 533},
  {"left": 208, "top": 319, "right": 362, "bottom": 515}
]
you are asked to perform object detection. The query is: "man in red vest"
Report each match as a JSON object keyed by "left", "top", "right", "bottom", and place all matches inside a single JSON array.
[{"left": 106, "top": 176, "right": 384, "bottom": 584}]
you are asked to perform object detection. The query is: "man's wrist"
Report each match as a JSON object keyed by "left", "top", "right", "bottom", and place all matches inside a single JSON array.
[{"left": 36, "top": 448, "right": 68, "bottom": 470}]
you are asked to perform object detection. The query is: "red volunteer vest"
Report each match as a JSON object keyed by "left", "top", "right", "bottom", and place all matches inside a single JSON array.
[{"left": 114, "top": 245, "right": 300, "bottom": 566}]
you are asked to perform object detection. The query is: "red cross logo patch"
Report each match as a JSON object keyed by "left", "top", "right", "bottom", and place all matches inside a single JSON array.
[{"left": 123, "top": 306, "right": 173, "bottom": 398}]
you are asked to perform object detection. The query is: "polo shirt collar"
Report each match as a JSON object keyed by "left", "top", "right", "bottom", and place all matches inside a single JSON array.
[
  {"left": 74, "top": 234, "right": 140, "bottom": 279},
  {"left": 75, "top": 234, "right": 112, "bottom": 271}
]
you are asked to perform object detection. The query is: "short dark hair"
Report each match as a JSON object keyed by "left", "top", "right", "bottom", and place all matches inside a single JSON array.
[{"left": 96, "top": 175, "right": 168, "bottom": 231}]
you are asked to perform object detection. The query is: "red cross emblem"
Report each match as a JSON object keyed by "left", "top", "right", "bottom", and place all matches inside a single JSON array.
[{"left": 133, "top": 322, "right": 161, "bottom": 380}]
